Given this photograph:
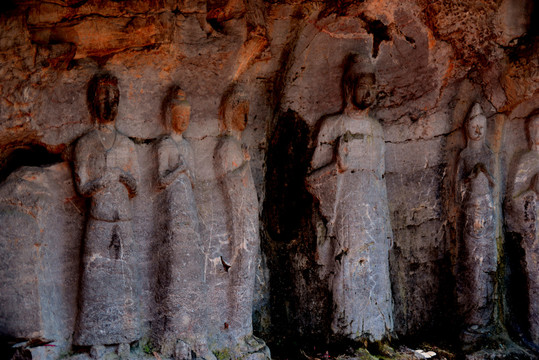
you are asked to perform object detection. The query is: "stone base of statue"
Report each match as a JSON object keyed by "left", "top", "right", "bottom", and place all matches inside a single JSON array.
[{"left": 74, "top": 219, "right": 139, "bottom": 346}]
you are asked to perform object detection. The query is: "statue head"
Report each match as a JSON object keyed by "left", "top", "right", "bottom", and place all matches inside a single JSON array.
[
  {"left": 88, "top": 73, "right": 120, "bottom": 125},
  {"left": 528, "top": 113, "right": 539, "bottom": 151},
  {"left": 466, "top": 103, "right": 487, "bottom": 142},
  {"left": 219, "top": 83, "right": 249, "bottom": 135},
  {"left": 167, "top": 88, "right": 191, "bottom": 135},
  {"left": 342, "top": 53, "right": 376, "bottom": 111}
]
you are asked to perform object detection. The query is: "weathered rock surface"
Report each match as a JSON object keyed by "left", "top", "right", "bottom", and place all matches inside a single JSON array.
[
  {"left": 0, "top": 0, "right": 537, "bottom": 359},
  {"left": 0, "top": 163, "right": 84, "bottom": 344}
]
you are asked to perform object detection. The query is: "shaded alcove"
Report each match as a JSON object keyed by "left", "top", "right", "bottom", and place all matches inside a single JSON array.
[
  {"left": 0, "top": 145, "right": 63, "bottom": 183},
  {"left": 262, "top": 109, "right": 333, "bottom": 357}
]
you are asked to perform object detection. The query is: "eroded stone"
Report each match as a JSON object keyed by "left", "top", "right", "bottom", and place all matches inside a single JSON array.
[{"left": 306, "top": 54, "right": 393, "bottom": 342}]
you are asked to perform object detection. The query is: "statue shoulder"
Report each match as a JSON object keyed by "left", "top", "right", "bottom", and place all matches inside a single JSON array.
[
  {"left": 116, "top": 131, "right": 134, "bottom": 144},
  {"left": 179, "top": 137, "right": 194, "bottom": 152},
  {"left": 78, "top": 129, "right": 99, "bottom": 143},
  {"left": 344, "top": 114, "right": 382, "bottom": 136},
  {"left": 317, "top": 115, "right": 344, "bottom": 143},
  {"left": 216, "top": 136, "right": 246, "bottom": 174},
  {"left": 458, "top": 147, "right": 472, "bottom": 162},
  {"left": 75, "top": 130, "right": 99, "bottom": 155},
  {"left": 217, "top": 135, "right": 242, "bottom": 154},
  {"left": 509, "top": 150, "right": 539, "bottom": 197},
  {"left": 114, "top": 131, "right": 136, "bottom": 153},
  {"left": 369, "top": 116, "right": 383, "bottom": 135},
  {"left": 156, "top": 135, "right": 175, "bottom": 148},
  {"left": 178, "top": 137, "right": 194, "bottom": 161}
]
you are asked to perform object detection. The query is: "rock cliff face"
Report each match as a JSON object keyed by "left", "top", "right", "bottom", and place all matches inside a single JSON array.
[{"left": 0, "top": 0, "right": 537, "bottom": 359}]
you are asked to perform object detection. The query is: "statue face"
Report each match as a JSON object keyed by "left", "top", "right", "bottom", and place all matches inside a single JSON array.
[
  {"left": 352, "top": 74, "right": 376, "bottom": 110},
  {"left": 467, "top": 114, "right": 486, "bottom": 141},
  {"left": 171, "top": 103, "right": 190, "bottom": 134},
  {"left": 94, "top": 81, "right": 119, "bottom": 124}
]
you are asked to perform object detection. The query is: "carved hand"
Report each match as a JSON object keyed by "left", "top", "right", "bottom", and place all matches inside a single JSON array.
[
  {"left": 104, "top": 169, "right": 120, "bottom": 183},
  {"left": 79, "top": 179, "right": 105, "bottom": 197},
  {"left": 336, "top": 136, "right": 350, "bottom": 172},
  {"left": 119, "top": 170, "right": 138, "bottom": 196},
  {"left": 79, "top": 171, "right": 117, "bottom": 196},
  {"left": 158, "top": 158, "right": 188, "bottom": 189},
  {"left": 175, "top": 155, "right": 188, "bottom": 173}
]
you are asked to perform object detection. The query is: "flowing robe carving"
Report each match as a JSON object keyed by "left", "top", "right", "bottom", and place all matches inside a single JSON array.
[
  {"left": 73, "top": 129, "right": 140, "bottom": 346},
  {"left": 214, "top": 135, "right": 259, "bottom": 341},
  {"left": 156, "top": 135, "right": 206, "bottom": 348},
  {"left": 306, "top": 113, "right": 393, "bottom": 341},
  {"left": 455, "top": 144, "right": 497, "bottom": 333},
  {"left": 506, "top": 148, "right": 539, "bottom": 344}
]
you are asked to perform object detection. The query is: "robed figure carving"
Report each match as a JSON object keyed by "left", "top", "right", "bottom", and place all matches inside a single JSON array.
[
  {"left": 306, "top": 54, "right": 393, "bottom": 341},
  {"left": 73, "top": 74, "right": 140, "bottom": 347},
  {"left": 155, "top": 89, "right": 213, "bottom": 359},
  {"left": 505, "top": 114, "right": 539, "bottom": 345},
  {"left": 455, "top": 103, "right": 497, "bottom": 343},
  {"left": 214, "top": 85, "right": 267, "bottom": 353}
]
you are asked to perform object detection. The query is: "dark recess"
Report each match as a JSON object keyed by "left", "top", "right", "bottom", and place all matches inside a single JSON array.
[
  {"left": 0, "top": 145, "right": 63, "bottom": 183},
  {"left": 262, "top": 110, "right": 332, "bottom": 357},
  {"left": 206, "top": 0, "right": 231, "bottom": 33},
  {"left": 318, "top": 0, "right": 366, "bottom": 18},
  {"left": 0, "top": 0, "right": 16, "bottom": 14},
  {"left": 359, "top": 15, "right": 392, "bottom": 58},
  {"left": 504, "top": 232, "right": 533, "bottom": 344},
  {"left": 504, "top": 0, "right": 537, "bottom": 63},
  {"left": 0, "top": 336, "right": 18, "bottom": 360}
]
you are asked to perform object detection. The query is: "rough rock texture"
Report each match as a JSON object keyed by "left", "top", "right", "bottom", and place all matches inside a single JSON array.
[
  {"left": 0, "top": 163, "right": 84, "bottom": 345},
  {"left": 0, "top": 0, "right": 537, "bottom": 359}
]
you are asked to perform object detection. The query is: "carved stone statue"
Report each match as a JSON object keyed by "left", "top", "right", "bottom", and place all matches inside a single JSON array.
[
  {"left": 505, "top": 113, "right": 539, "bottom": 345},
  {"left": 73, "top": 74, "right": 140, "bottom": 350},
  {"left": 155, "top": 88, "right": 214, "bottom": 359},
  {"left": 455, "top": 103, "right": 497, "bottom": 342},
  {"left": 214, "top": 84, "right": 268, "bottom": 355},
  {"left": 306, "top": 54, "right": 393, "bottom": 341}
]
